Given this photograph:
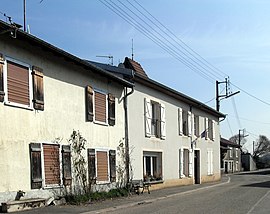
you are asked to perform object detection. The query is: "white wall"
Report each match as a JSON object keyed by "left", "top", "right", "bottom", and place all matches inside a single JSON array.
[
  {"left": 128, "top": 81, "right": 221, "bottom": 186},
  {"left": 0, "top": 38, "right": 126, "bottom": 195}
]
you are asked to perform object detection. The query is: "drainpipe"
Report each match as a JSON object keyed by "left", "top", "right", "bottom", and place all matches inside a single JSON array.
[{"left": 123, "top": 72, "right": 134, "bottom": 186}]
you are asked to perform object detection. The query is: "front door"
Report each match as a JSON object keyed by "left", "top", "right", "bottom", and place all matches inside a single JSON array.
[{"left": 194, "top": 150, "right": 200, "bottom": 184}]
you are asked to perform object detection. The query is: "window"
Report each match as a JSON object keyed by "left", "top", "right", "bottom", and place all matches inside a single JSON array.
[
  {"left": 145, "top": 98, "right": 165, "bottom": 139},
  {"left": 229, "top": 147, "right": 232, "bottom": 158},
  {"left": 30, "top": 143, "right": 71, "bottom": 189},
  {"left": 194, "top": 115, "right": 199, "bottom": 137},
  {"left": 179, "top": 148, "right": 192, "bottom": 178},
  {"left": 207, "top": 150, "right": 213, "bottom": 175},
  {"left": 235, "top": 148, "right": 239, "bottom": 158},
  {"left": 86, "top": 85, "right": 115, "bottom": 126},
  {"left": 204, "top": 118, "right": 215, "bottom": 141},
  {"left": 87, "top": 149, "right": 116, "bottom": 183},
  {"left": 178, "top": 108, "right": 191, "bottom": 136},
  {"left": 143, "top": 151, "right": 162, "bottom": 181},
  {"left": 0, "top": 54, "right": 44, "bottom": 110},
  {"left": 235, "top": 161, "right": 239, "bottom": 171}
]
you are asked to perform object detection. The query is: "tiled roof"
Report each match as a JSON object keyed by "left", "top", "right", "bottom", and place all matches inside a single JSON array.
[
  {"left": 220, "top": 137, "right": 241, "bottom": 148},
  {"left": 123, "top": 57, "right": 148, "bottom": 77}
]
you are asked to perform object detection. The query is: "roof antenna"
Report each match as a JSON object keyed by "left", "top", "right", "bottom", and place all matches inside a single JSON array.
[
  {"left": 131, "top": 38, "right": 134, "bottom": 60},
  {"left": 96, "top": 55, "right": 113, "bottom": 65}
]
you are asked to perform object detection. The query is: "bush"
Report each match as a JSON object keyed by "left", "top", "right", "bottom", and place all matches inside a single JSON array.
[{"left": 65, "top": 188, "right": 129, "bottom": 205}]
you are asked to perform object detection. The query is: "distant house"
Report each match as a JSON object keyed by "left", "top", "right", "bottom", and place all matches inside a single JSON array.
[
  {"left": 242, "top": 153, "right": 257, "bottom": 171},
  {"left": 0, "top": 20, "right": 132, "bottom": 202},
  {"left": 92, "top": 57, "right": 225, "bottom": 189},
  {"left": 220, "top": 138, "right": 241, "bottom": 173}
]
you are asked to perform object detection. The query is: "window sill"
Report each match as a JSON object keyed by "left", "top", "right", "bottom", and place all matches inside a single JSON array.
[
  {"left": 4, "top": 101, "right": 33, "bottom": 111},
  {"left": 94, "top": 120, "right": 108, "bottom": 126}
]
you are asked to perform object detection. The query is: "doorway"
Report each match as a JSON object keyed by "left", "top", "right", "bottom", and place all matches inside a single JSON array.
[{"left": 194, "top": 150, "right": 200, "bottom": 184}]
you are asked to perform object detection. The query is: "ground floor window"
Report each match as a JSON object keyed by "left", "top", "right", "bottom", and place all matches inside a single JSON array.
[
  {"left": 143, "top": 151, "right": 162, "bottom": 182},
  {"left": 88, "top": 149, "right": 116, "bottom": 183},
  {"left": 30, "top": 143, "right": 71, "bottom": 189},
  {"left": 179, "top": 148, "right": 192, "bottom": 178}
]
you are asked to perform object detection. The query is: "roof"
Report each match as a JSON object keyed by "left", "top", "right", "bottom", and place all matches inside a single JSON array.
[
  {"left": 89, "top": 58, "right": 225, "bottom": 118},
  {"left": 124, "top": 57, "right": 148, "bottom": 77},
  {"left": 221, "top": 137, "right": 241, "bottom": 148},
  {"left": 0, "top": 20, "right": 133, "bottom": 88}
]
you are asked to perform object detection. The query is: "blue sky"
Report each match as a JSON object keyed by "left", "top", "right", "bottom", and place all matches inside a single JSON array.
[{"left": 2, "top": 0, "right": 270, "bottom": 152}]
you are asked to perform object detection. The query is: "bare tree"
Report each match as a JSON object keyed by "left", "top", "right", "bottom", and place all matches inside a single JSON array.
[
  {"left": 229, "top": 134, "right": 247, "bottom": 146},
  {"left": 253, "top": 135, "right": 270, "bottom": 160}
]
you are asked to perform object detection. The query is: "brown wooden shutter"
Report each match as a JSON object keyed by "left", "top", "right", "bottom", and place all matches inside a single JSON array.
[
  {"left": 43, "top": 144, "right": 60, "bottom": 185},
  {"left": 30, "top": 143, "right": 42, "bottom": 189},
  {"left": 32, "top": 66, "right": 44, "bottom": 110},
  {"left": 86, "top": 85, "right": 94, "bottom": 121},
  {"left": 95, "top": 91, "right": 106, "bottom": 123},
  {"left": 109, "top": 150, "right": 116, "bottom": 182},
  {"left": 88, "top": 149, "right": 96, "bottom": 184},
  {"left": 0, "top": 53, "right": 4, "bottom": 102},
  {"left": 108, "top": 94, "right": 115, "bottom": 126},
  {"left": 96, "top": 151, "right": 108, "bottom": 181},
  {"left": 7, "top": 61, "right": 30, "bottom": 106},
  {"left": 62, "top": 145, "right": 71, "bottom": 186}
]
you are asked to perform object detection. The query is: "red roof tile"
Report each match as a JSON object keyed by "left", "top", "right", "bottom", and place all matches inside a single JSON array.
[{"left": 123, "top": 57, "right": 148, "bottom": 77}]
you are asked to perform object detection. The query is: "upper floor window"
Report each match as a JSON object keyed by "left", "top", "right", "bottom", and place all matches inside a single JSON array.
[
  {"left": 235, "top": 148, "right": 239, "bottom": 158},
  {"left": 193, "top": 115, "right": 200, "bottom": 137},
  {"left": 204, "top": 118, "right": 215, "bottom": 141},
  {"left": 145, "top": 98, "right": 166, "bottom": 139},
  {"left": 0, "top": 54, "right": 44, "bottom": 110},
  {"left": 178, "top": 108, "right": 191, "bottom": 137},
  {"left": 86, "top": 85, "right": 115, "bottom": 126}
]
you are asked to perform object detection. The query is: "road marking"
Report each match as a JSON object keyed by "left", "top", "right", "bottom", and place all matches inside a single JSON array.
[
  {"left": 82, "top": 176, "right": 230, "bottom": 214},
  {"left": 246, "top": 190, "right": 270, "bottom": 214}
]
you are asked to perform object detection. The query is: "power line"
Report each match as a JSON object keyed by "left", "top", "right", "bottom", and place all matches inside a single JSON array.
[
  {"left": 100, "top": 0, "right": 216, "bottom": 83},
  {"left": 99, "top": 0, "right": 270, "bottom": 109}
]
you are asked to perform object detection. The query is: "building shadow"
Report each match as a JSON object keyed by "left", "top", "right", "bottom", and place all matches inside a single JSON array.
[
  {"left": 242, "top": 181, "right": 270, "bottom": 188},
  {"left": 236, "top": 169, "right": 270, "bottom": 176}
]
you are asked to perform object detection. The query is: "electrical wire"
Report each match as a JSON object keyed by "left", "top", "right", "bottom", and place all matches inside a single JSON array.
[
  {"left": 100, "top": 0, "right": 215, "bottom": 83},
  {"left": 226, "top": 117, "right": 234, "bottom": 136}
]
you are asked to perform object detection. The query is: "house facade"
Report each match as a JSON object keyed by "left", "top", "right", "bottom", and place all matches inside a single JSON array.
[
  {"left": 220, "top": 138, "right": 241, "bottom": 173},
  {"left": 0, "top": 21, "right": 132, "bottom": 202},
  {"left": 94, "top": 57, "right": 225, "bottom": 190}
]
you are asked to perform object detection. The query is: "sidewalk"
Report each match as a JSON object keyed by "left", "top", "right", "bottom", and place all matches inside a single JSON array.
[{"left": 21, "top": 176, "right": 230, "bottom": 214}]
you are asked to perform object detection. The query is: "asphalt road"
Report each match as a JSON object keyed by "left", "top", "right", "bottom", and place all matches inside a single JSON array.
[
  {"left": 21, "top": 170, "right": 270, "bottom": 214},
  {"left": 107, "top": 171, "right": 270, "bottom": 214}
]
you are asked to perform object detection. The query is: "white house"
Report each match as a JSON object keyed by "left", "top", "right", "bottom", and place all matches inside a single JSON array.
[
  {"left": 0, "top": 20, "right": 132, "bottom": 202},
  {"left": 123, "top": 57, "right": 225, "bottom": 189}
]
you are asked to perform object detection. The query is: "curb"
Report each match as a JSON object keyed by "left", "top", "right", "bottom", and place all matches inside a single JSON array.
[{"left": 82, "top": 176, "right": 231, "bottom": 214}]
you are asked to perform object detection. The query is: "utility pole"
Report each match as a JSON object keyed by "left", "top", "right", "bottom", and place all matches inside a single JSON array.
[
  {"left": 238, "top": 129, "right": 249, "bottom": 146},
  {"left": 216, "top": 78, "right": 240, "bottom": 112},
  {"left": 23, "top": 0, "right": 26, "bottom": 31},
  {"left": 253, "top": 141, "right": 255, "bottom": 155}
]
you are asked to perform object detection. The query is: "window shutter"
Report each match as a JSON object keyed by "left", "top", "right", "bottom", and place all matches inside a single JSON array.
[
  {"left": 109, "top": 150, "right": 116, "bottom": 182},
  {"left": 96, "top": 151, "right": 109, "bottom": 181},
  {"left": 207, "top": 150, "right": 210, "bottom": 175},
  {"left": 205, "top": 118, "right": 209, "bottom": 140},
  {"left": 86, "top": 85, "right": 94, "bottom": 122},
  {"left": 88, "top": 149, "right": 96, "bottom": 183},
  {"left": 95, "top": 91, "right": 107, "bottom": 123},
  {"left": 32, "top": 66, "right": 44, "bottom": 110},
  {"left": 188, "top": 149, "right": 193, "bottom": 177},
  {"left": 30, "top": 143, "right": 42, "bottom": 189},
  {"left": 160, "top": 103, "right": 166, "bottom": 139},
  {"left": 188, "top": 111, "right": 192, "bottom": 137},
  {"left": 178, "top": 108, "right": 183, "bottom": 135},
  {"left": 179, "top": 149, "right": 184, "bottom": 178},
  {"left": 212, "top": 120, "right": 216, "bottom": 141},
  {"left": 210, "top": 150, "right": 213, "bottom": 175},
  {"left": 62, "top": 145, "right": 71, "bottom": 186},
  {"left": 108, "top": 93, "right": 115, "bottom": 126},
  {"left": 0, "top": 53, "right": 4, "bottom": 102},
  {"left": 144, "top": 98, "right": 151, "bottom": 137}
]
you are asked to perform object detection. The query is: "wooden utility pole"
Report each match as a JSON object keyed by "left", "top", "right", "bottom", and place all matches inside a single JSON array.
[{"left": 23, "top": 0, "right": 26, "bottom": 31}]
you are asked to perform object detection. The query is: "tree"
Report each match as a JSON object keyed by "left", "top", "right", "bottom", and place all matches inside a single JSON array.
[
  {"left": 253, "top": 135, "right": 270, "bottom": 160},
  {"left": 229, "top": 134, "right": 247, "bottom": 146}
]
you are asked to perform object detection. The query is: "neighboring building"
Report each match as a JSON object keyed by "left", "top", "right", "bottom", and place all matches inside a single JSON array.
[
  {"left": 92, "top": 57, "right": 225, "bottom": 190},
  {"left": 0, "top": 20, "right": 132, "bottom": 202},
  {"left": 242, "top": 153, "right": 257, "bottom": 171},
  {"left": 220, "top": 138, "right": 241, "bottom": 173}
]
